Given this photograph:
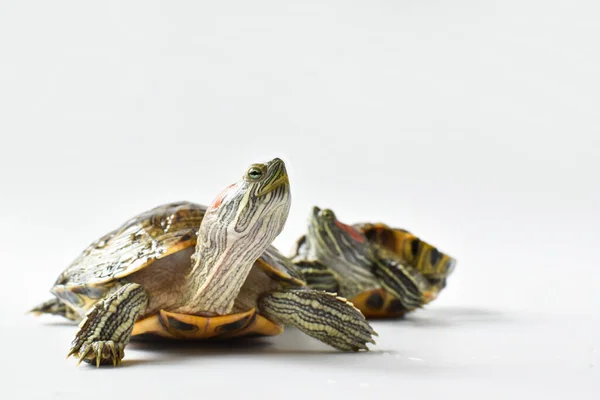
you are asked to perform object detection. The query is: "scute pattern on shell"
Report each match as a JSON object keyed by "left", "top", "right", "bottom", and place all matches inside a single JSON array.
[{"left": 55, "top": 202, "right": 207, "bottom": 286}]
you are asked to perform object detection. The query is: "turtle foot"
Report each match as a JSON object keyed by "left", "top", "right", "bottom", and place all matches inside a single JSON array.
[
  {"left": 68, "top": 340, "right": 125, "bottom": 367},
  {"left": 66, "top": 283, "right": 148, "bottom": 367}
]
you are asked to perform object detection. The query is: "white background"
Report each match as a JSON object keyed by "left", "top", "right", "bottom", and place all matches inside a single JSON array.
[{"left": 1, "top": 1, "right": 598, "bottom": 399}]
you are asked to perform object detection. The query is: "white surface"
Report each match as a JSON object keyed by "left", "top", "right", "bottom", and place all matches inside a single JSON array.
[{"left": 1, "top": 1, "right": 598, "bottom": 399}]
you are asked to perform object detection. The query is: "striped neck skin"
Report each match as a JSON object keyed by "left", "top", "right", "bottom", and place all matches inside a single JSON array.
[
  {"left": 306, "top": 207, "right": 379, "bottom": 297},
  {"left": 185, "top": 158, "right": 291, "bottom": 316}
]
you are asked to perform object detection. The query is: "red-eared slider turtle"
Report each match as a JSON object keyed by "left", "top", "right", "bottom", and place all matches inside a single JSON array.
[
  {"left": 31, "top": 160, "right": 376, "bottom": 366},
  {"left": 292, "top": 207, "right": 456, "bottom": 318}
]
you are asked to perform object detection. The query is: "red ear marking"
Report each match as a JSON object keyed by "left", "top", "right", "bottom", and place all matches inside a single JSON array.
[
  {"left": 335, "top": 220, "right": 365, "bottom": 243},
  {"left": 210, "top": 184, "right": 235, "bottom": 209}
]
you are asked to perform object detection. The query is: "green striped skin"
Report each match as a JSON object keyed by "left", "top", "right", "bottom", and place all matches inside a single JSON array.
[
  {"left": 185, "top": 158, "right": 291, "bottom": 315},
  {"left": 68, "top": 283, "right": 147, "bottom": 366},
  {"left": 370, "top": 248, "right": 433, "bottom": 310},
  {"left": 259, "top": 290, "right": 376, "bottom": 351},
  {"left": 293, "top": 207, "right": 455, "bottom": 317},
  {"left": 292, "top": 259, "right": 339, "bottom": 292}
]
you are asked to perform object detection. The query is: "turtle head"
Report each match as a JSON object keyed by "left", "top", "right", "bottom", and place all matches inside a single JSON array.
[
  {"left": 189, "top": 157, "right": 291, "bottom": 314},
  {"left": 207, "top": 157, "right": 291, "bottom": 229},
  {"left": 307, "top": 207, "right": 374, "bottom": 269}
]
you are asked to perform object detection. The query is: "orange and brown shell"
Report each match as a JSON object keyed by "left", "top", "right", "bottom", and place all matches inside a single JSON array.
[{"left": 355, "top": 222, "right": 456, "bottom": 281}]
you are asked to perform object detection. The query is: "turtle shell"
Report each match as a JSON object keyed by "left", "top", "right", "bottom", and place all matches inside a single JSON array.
[
  {"left": 55, "top": 202, "right": 204, "bottom": 288},
  {"left": 52, "top": 201, "right": 304, "bottom": 316},
  {"left": 354, "top": 222, "right": 456, "bottom": 280}
]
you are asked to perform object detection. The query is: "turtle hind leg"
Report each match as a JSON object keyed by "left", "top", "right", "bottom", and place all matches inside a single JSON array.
[
  {"left": 259, "top": 289, "right": 377, "bottom": 352},
  {"left": 29, "top": 299, "right": 80, "bottom": 321},
  {"left": 68, "top": 283, "right": 148, "bottom": 367}
]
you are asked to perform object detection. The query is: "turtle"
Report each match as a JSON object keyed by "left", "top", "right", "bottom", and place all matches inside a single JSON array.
[
  {"left": 31, "top": 159, "right": 376, "bottom": 366},
  {"left": 291, "top": 207, "right": 456, "bottom": 318}
]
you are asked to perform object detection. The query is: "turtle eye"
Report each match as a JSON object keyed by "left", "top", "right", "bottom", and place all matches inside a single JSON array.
[
  {"left": 320, "top": 209, "right": 334, "bottom": 220},
  {"left": 247, "top": 167, "right": 263, "bottom": 181}
]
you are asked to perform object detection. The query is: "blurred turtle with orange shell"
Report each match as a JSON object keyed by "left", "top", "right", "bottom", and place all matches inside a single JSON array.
[{"left": 292, "top": 207, "right": 456, "bottom": 318}]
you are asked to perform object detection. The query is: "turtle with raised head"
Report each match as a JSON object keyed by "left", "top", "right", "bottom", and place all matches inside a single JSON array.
[
  {"left": 292, "top": 207, "right": 456, "bottom": 318},
  {"left": 31, "top": 159, "right": 376, "bottom": 366}
]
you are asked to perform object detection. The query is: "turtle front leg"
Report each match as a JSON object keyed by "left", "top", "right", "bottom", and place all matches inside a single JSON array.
[
  {"left": 68, "top": 283, "right": 148, "bottom": 367},
  {"left": 371, "top": 249, "right": 435, "bottom": 309},
  {"left": 259, "top": 289, "right": 377, "bottom": 351}
]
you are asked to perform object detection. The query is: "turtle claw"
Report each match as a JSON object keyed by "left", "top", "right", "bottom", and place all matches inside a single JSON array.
[
  {"left": 66, "top": 348, "right": 78, "bottom": 360},
  {"left": 76, "top": 347, "right": 92, "bottom": 367},
  {"left": 95, "top": 342, "right": 103, "bottom": 368},
  {"left": 69, "top": 340, "right": 125, "bottom": 367}
]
